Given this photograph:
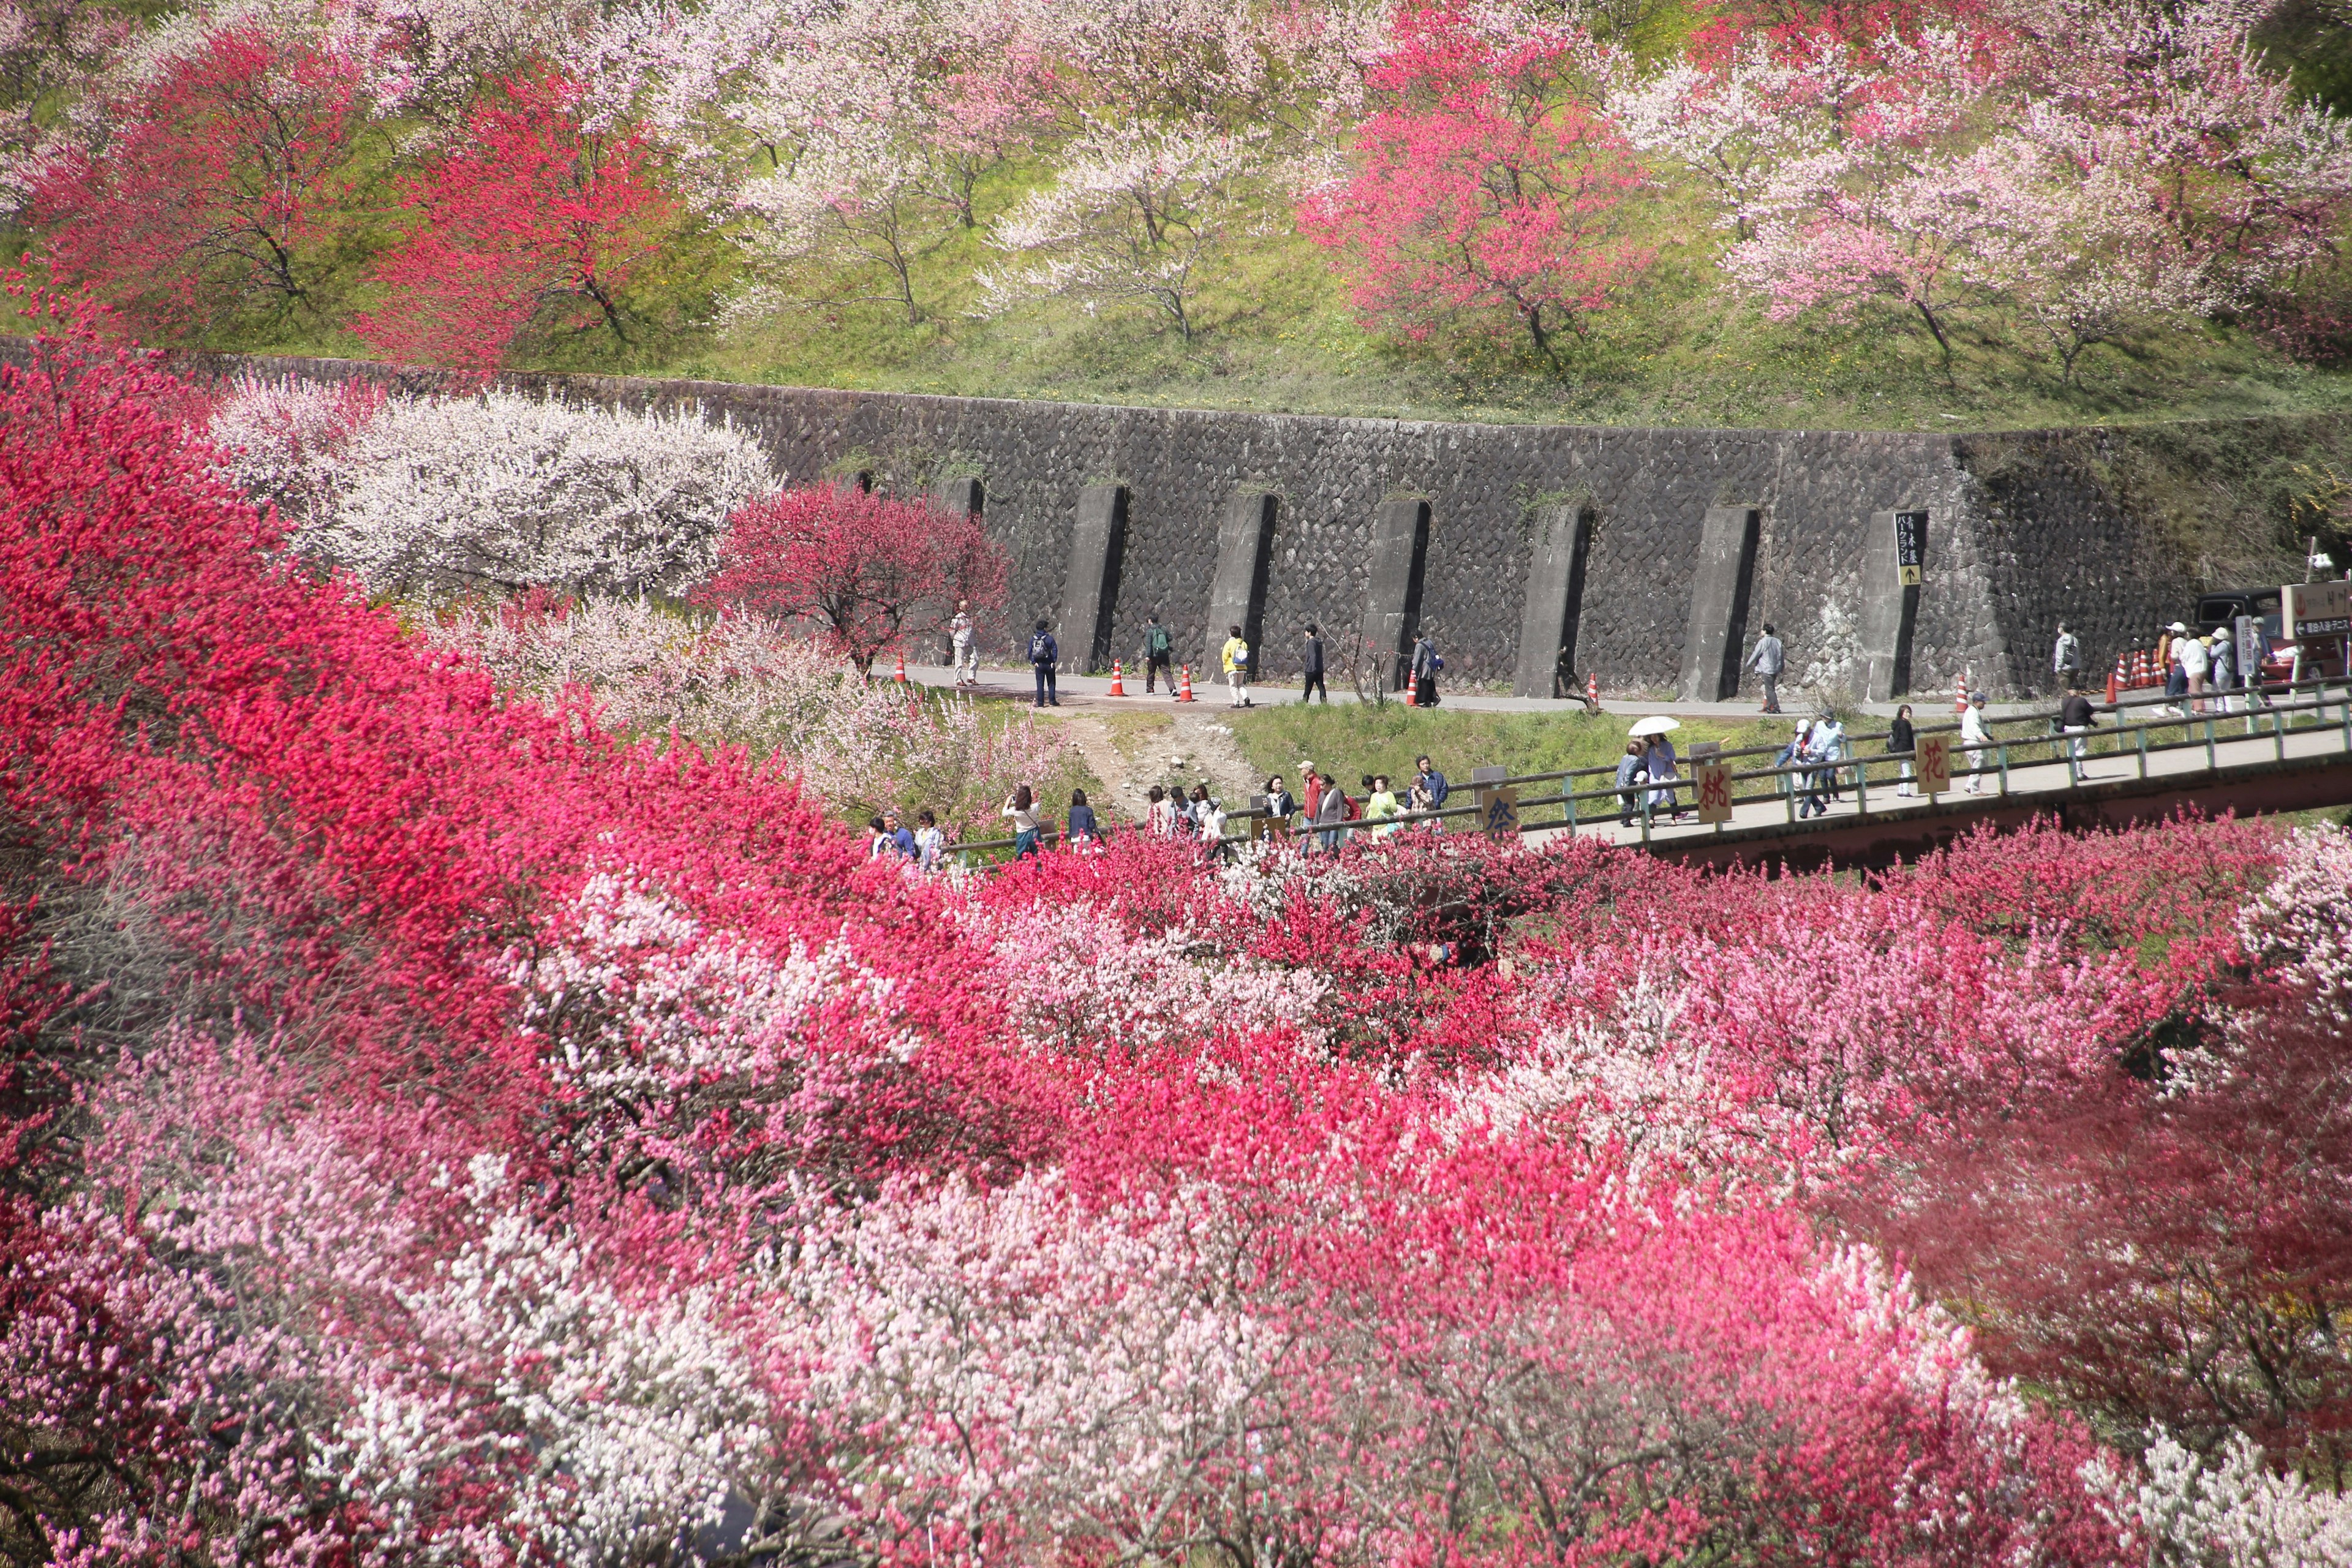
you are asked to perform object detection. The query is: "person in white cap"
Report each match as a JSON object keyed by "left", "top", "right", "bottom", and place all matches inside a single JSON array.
[
  {"left": 2165, "top": 622, "right": 2192, "bottom": 703},
  {"left": 1960, "top": 692, "right": 1991, "bottom": 793},
  {"left": 2178, "top": 622, "right": 2211, "bottom": 714}
]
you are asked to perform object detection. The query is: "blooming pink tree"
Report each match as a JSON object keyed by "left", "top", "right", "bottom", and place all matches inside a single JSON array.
[
  {"left": 1301, "top": 4, "right": 1649, "bottom": 365},
  {"left": 356, "top": 71, "right": 679, "bottom": 369},
  {"left": 696, "top": 482, "right": 1009, "bottom": 678},
  {"left": 29, "top": 24, "right": 358, "bottom": 334}
]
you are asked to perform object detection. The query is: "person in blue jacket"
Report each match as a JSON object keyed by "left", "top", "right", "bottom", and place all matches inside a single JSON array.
[{"left": 1028, "top": 619, "right": 1059, "bottom": 707}]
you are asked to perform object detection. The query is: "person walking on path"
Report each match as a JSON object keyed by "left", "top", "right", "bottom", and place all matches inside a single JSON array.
[
  {"left": 1028, "top": 620, "right": 1060, "bottom": 707},
  {"left": 2163, "top": 622, "right": 2190, "bottom": 703},
  {"left": 2059, "top": 687, "right": 2098, "bottom": 783},
  {"left": 914, "top": 809, "right": 945, "bottom": 872},
  {"left": 1749, "top": 624, "right": 1785, "bottom": 713},
  {"left": 1365, "top": 775, "right": 1403, "bottom": 836},
  {"left": 1315, "top": 771, "right": 1348, "bottom": 852},
  {"left": 1142, "top": 614, "right": 1175, "bottom": 693},
  {"left": 1066, "top": 788, "right": 1101, "bottom": 846},
  {"left": 1811, "top": 709, "right": 1847, "bottom": 803},
  {"left": 1221, "top": 624, "right": 1253, "bottom": 707},
  {"left": 949, "top": 600, "right": 979, "bottom": 687},
  {"left": 1300, "top": 624, "right": 1328, "bottom": 704},
  {"left": 2208, "top": 630, "right": 2237, "bottom": 715},
  {"left": 1264, "top": 774, "right": 1297, "bottom": 829},
  {"left": 2051, "top": 623, "right": 2081, "bottom": 689},
  {"left": 1796, "top": 722, "right": 1834, "bottom": 818},
  {"left": 1411, "top": 632, "right": 1443, "bottom": 706},
  {"left": 1774, "top": 720, "right": 1813, "bottom": 805},
  {"left": 1002, "top": 785, "right": 1042, "bottom": 858},
  {"left": 1414, "top": 755, "right": 1449, "bottom": 830},
  {"left": 1960, "top": 692, "right": 1991, "bottom": 792},
  {"left": 1888, "top": 704, "right": 1917, "bottom": 796},
  {"left": 1615, "top": 741, "right": 1649, "bottom": 826},
  {"left": 1644, "top": 732, "right": 1684, "bottom": 820},
  {"left": 2179, "top": 624, "right": 2211, "bottom": 715}
]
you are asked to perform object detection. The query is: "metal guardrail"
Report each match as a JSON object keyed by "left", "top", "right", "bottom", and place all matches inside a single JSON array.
[{"left": 940, "top": 679, "right": 2352, "bottom": 865}]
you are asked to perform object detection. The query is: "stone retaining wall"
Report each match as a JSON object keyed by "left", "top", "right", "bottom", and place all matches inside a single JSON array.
[{"left": 161, "top": 350, "right": 2325, "bottom": 701}]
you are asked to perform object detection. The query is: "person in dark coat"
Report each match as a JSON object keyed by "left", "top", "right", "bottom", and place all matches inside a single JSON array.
[
  {"left": 1300, "top": 624, "right": 1328, "bottom": 704},
  {"left": 1411, "top": 633, "right": 1441, "bottom": 706},
  {"left": 1888, "top": 704, "right": 1917, "bottom": 796}
]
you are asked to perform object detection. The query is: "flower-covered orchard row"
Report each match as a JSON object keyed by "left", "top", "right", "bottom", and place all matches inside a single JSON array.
[
  {"left": 13, "top": 0, "right": 2352, "bottom": 375},
  {"left": 4, "top": 322, "right": 2351, "bottom": 1566}
]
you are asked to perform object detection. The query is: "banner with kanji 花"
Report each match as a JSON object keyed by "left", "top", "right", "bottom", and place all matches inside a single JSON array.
[{"left": 1917, "top": 733, "right": 1951, "bottom": 794}]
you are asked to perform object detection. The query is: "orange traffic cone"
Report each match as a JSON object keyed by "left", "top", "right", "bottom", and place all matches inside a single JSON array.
[
  {"left": 2107, "top": 653, "right": 2124, "bottom": 706},
  {"left": 1107, "top": 660, "right": 1126, "bottom": 696},
  {"left": 1175, "top": 665, "right": 1195, "bottom": 703},
  {"left": 2131, "top": 649, "right": 2149, "bottom": 688},
  {"left": 894, "top": 647, "right": 907, "bottom": 684},
  {"left": 1954, "top": 674, "right": 1971, "bottom": 715},
  {"left": 1586, "top": 672, "right": 1600, "bottom": 709},
  {"left": 1403, "top": 668, "right": 1417, "bottom": 707}
]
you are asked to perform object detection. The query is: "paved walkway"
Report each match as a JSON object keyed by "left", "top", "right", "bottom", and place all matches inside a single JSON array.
[{"left": 908, "top": 662, "right": 2029, "bottom": 722}]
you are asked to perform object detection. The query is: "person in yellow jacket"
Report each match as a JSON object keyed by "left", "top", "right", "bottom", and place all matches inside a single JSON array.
[{"left": 1220, "top": 624, "right": 1253, "bottom": 708}]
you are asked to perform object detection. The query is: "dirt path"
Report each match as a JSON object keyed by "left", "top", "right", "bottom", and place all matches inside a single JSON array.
[{"left": 1046, "top": 703, "right": 1267, "bottom": 821}]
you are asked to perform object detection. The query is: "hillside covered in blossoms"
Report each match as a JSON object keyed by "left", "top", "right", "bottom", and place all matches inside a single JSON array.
[
  {"left": 5, "top": 299, "right": 2352, "bottom": 1565},
  {"left": 9, "top": 0, "right": 2352, "bottom": 425}
]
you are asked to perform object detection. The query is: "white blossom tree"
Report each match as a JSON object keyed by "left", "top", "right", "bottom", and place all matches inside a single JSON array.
[{"left": 211, "top": 379, "right": 777, "bottom": 598}]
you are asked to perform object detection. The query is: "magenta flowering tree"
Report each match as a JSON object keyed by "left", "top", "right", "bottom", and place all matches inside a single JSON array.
[{"left": 1299, "top": 3, "right": 1649, "bottom": 365}]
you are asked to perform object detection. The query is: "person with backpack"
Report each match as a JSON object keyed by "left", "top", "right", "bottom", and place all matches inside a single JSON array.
[
  {"left": 1411, "top": 632, "right": 1442, "bottom": 706},
  {"left": 2051, "top": 622, "right": 2081, "bottom": 690},
  {"left": 1300, "top": 624, "right": 1327, "bottom": 704},
  {"left": 1028, "top": 619, "right": 1060, "bottom": 707},
  {"left": 1615, "top": 741, "right": 1648, "bottom": 827},
  {"left": 1142, "top": 614, "right": 1175, "bottom": 693},
  {"left": 1221, "top": 624, "right": 1253, "bottom": 708}
]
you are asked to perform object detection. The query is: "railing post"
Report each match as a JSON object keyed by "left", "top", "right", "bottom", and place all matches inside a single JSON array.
[
  {"left": 1998, "top": 741, "right": 2010, "bottom": 796},
  {"left": 2136, "top": 723, "right": 2149, "bottom": 780},
  {"left": 2277, "top": 703, "right": 2288, "bottom": 763},
  {"left": 1640, "top": 791, "right": 1653, "bottom": 845},
  {"left": 2205, "top": 718, "right": 2216, "bottom": 772},
  {"left": 1855, "top": 756, "right": 1869, "bottom": 818},
  {"left": 1565, "top": 783, "right": 1579, "bottom": 834}
]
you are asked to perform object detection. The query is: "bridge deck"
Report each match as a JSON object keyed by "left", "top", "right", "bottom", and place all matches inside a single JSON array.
[{"left": 1542, "top": 710, "right": 2352, "bottom": 870}]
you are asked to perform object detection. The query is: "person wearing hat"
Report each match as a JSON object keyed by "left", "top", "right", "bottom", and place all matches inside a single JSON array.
[
  {"left": 1299, "top": 761, "right": 1323, "bottom": 828},
  {"left": 2163, "top": 622, "right": 2192, "bottom": 703},
  {"left": 2207, "top": 628, "right": 2237, "bottom": 715},
  {"left": 2177, "top": 620, "right": 2211, "bottom": 714},
  {"left": 1960, "top": 691, "right": 1991, "bottom": 793}
]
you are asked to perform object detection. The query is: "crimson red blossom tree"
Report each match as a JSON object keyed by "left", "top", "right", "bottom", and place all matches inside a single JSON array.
[
  {"left": 696, "top": 481, "right": 1009, "bottom": 677},
  {"left": 356, "top": 70, "right": 678, "bottom": 369},
  {"left": 29, "top": 24, "right": 357, "bottom": 333},
  {"left": 1300, "top": 3, "right": 1649, "bottom": 366}
]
